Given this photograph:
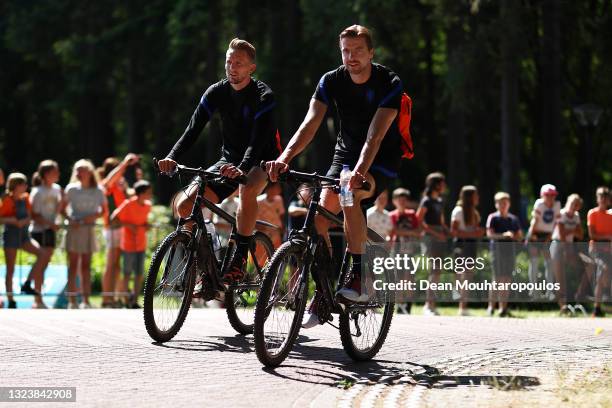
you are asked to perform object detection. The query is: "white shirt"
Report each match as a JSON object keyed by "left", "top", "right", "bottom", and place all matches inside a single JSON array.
[
  {"left": 552, "top": 209, "right": 580, "bottom": 242},
  {"left": 531, "top": 198, "right": 561, "bottom": 233},
  {"left": 366, "top": 207, "right": 392, "bottom": 239},
  {"left": 29, "top": 183, "right": 62, "bottom": 233},
  {"left": 451, "top": 206, "right": 479, "bottom": 232}
]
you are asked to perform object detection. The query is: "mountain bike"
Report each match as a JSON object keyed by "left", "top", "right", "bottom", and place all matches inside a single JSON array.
[
  {"left": 253, "top": 167, "right": 395, "bottom": 366},
  {"left": 143, "top": 160, "right": 275, "bottom": 341}
]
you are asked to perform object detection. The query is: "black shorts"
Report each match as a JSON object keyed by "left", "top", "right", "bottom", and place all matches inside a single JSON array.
[
  {"left": 454, "top": 238, "right": 478, "bottom": 259},
  {"left": 31, "top": 229, "right": 57, "bottom": 248},
  {"left": 204, "top": 156, "right": 274, "bottom": 202},
  {"left": 204, "top": 160, "right": 241, "bottom": 202},
  {"left": 326, "top": 163, "right": 393, "bottom": 210}
]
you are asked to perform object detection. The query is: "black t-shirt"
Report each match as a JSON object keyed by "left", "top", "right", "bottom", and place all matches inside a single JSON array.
[
  {"left": 313, "top": 63, "right": 403, "bottom": 174},
  {"left": 167, "top": 78, "right": 279, "bottom": 171},
  {"left": 420, "top": 196, "right": 444, "bottom": 226}
]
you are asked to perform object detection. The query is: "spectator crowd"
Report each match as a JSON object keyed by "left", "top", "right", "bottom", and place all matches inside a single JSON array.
[{"left": 1, "top": 159, "right": 610, "bottom": 318}]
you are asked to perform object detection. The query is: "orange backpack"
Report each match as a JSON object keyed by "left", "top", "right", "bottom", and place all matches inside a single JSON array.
[{"left": 398, "top": 93, "right": 414, "bottom": 159}]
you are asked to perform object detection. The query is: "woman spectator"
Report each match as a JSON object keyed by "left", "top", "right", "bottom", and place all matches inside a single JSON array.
[
  {"left": 0, "top": 173, "right": 48, "bottom": 308},
  {"left": 416, "top": 172, "right": 449, "bottom": 316},
  {"left": 450, "top": 185, "right": 485, "bottom": 316},
  {"left": 63, "top": 160, "right": 107, "bottom": 309}
]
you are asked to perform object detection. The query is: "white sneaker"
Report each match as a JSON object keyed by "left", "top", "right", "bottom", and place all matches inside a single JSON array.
[
  {"left": 336, "top": 276, "right": 371, "bottom": 303},
  {"left": 423, "top": 305, "right": 439, "bottom": 316},
  {"left": 79, "top": 302, "right": 92, "bottom": 309},
  {"left": 486, "top": 306, "right": 495, "bottom": 316},
  {"left": 302, "top": 311, "right": 322, "bottom": 329},
  {"left": 458, "top": 308, "right": 471, "bottom": 316}
]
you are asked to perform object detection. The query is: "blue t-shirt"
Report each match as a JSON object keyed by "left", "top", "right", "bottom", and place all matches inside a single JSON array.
[{"left": 486, "top": 211, "right": 520, "bottom": 250}]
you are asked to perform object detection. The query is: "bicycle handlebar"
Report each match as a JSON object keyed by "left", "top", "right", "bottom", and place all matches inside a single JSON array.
[
  {"left": 153, "top": 158, "right": 248, "bottom": 185},
  {"left": 259, "top": 161, "right": 372, "bottom": 191}
]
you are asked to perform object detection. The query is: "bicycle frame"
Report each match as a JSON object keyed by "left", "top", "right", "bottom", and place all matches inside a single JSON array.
[{"left": 286, "top": 178, "right": 386, "bottom": 316}]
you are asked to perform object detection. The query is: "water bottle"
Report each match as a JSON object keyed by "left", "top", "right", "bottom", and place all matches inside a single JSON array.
[
  {"left": 339, "top": 164, "right": 354, "bottom": 207},
  {"left": 204, "top": 220, "right": 221, "bottom": 258}
]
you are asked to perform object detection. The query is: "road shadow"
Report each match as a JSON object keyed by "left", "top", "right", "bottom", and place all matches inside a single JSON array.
[{"left": 151, "top": 334, "right": 540, "bottom": 391}]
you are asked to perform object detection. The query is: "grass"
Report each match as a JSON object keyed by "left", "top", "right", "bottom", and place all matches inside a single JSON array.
[{"left": 553, "top": 364, "right": 612, "bottom": 407}]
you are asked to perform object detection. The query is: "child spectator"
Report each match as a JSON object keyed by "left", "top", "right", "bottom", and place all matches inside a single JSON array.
[
  {"left": 450, "top": 185, "right": 485, "bottom": 316},
  {"left": 256, "top": 183, "right": 285, "bottom": 248},
  {"left": 416, "top": 172, "right": 449, "bottom": 316},
  {"left": 367, "top": 189, "right": 393, "bottom": 240},
  {"left": 98, "top": 153, "right": 138, "bottom": 308},
  {"left": 550, "top": 194, "right": 584, "bottom": 315},
  {"left": 389, "top": 188, "right": 421, "bottom": 314},
  {"left": 526, "top": 184, "right": 561, "bottom": 298},
  {"left": 29, "top": 160, "right": 63, "bottom": 298},
  {"left": 486, "top": 192, "right": 522, "bottom": 317},
  {"left": 587, "top": 187, "right": 612, "bottom": 317},
  {"left": 111, "top": 180, "right": 152, "bottom": 309},
  {"left": 63, "top": 160, "right": 107, "bottom": 309},
  {"left": 0, "top": 173, "right": 48, "bottom": 308}
]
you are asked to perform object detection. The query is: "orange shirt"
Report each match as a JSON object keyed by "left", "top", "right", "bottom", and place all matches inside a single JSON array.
[
  {"left": 0, "top": 193, "right": 32, "bottom": 217},
  {"left": 103, "top": 183, "right": 127, "bottom": 227},
  {"left": 114, "top": 197, "right": 151, "bottom": 252},
  {"left": 587, "top": 208, "right": 612, "bottom": 241}
]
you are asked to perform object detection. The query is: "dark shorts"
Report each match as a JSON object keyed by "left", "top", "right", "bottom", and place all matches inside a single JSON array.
[
  {"left": 326, "top": 163, "right": 393, "bottom": 210},
  {"left": 454, "top": 238, "right": 478, "bottom": 259},
  {"left": 203, "top": 160, "right": 242, "bottom": 202},
  {"left": 204, "top": 157, "right": 273, "bottom": 202},
  {"left": 3, "top": 227, "right": 30, "bottom": 249},
  {"left": 32, "top": 229, "right": 57, "bottom": 248},
  {"left": 491, "top": 242, "right": 517, "bottom": 278},
  {"left": 123, "top": 251, "right": 145, "bottom": 277}
]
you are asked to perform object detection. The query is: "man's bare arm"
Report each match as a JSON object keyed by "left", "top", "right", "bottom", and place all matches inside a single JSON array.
[{"left": 353, "top": 107, "right": 398, "bottom": 179}]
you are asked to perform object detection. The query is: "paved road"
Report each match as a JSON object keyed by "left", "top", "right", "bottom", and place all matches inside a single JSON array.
[{"left": 1, "top": 309, "right": 611, "bottom": 407}]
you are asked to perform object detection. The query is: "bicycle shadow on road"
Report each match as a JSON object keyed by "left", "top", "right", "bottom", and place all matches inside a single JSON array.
[
  {"left": 150, "top": 334, "right": 255, "bottom": 353},
  {"left": 262, "top": 338, "right": 540, "bottom": 391}
]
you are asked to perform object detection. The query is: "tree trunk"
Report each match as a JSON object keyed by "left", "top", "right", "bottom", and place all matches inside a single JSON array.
[
  {"left": 500, "top": 0, "right": 522, "bottom": 221},
  {"left": 539, "top": 0, "right": 562, "bottom": 192}
]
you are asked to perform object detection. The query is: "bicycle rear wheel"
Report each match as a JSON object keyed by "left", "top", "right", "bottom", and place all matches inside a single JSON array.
[
  {"left": 339, "top": 245, "right": 395, "bottom": 361},
  {"left": 143, "top": 231, "right": 196, "bottom": 342},
  {"left": 226, "top": 232, "right": 274, "bottom": 334},
  {"left": 254, "top": 241, "right": 308, "bottom": 367}
]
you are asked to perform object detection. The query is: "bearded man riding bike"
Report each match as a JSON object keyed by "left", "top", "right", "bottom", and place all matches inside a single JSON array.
[{"left": 266, "top": 25, "right": 410, "bottom": 327}]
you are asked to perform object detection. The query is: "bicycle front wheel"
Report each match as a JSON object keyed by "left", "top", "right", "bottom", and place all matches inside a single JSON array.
[
  {"left": 339, "top": 245, "right": 395, "bottom": 361},
  {"left": 143, "top": 231, "right": 196, "bottom": 342},
  {"left": 253, "top": 241, "right": 308, "bottom": 367},
  {"left": 226, "top": 232, "right": 274, "bottom": 335}
]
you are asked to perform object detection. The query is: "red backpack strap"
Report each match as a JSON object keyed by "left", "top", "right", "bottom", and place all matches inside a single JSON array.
[
  {"left": 275, "top": 129, "right": 283, "bottom": 154},
  {"left": 398, "top": 93, "right": 414, "bottom": 159}
]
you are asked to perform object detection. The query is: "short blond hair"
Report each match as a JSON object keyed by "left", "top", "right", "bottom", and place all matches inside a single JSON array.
[
  {"left": 228, "top": 38, "right": 256, "bottom": 62},
  {"left": 494, "top": 191, "right": 510, "bottom": 202}
]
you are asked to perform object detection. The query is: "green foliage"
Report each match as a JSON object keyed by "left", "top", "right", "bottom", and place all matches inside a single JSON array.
[{"left": 0, "top": 0, "right": 610, "bottom": 212}]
